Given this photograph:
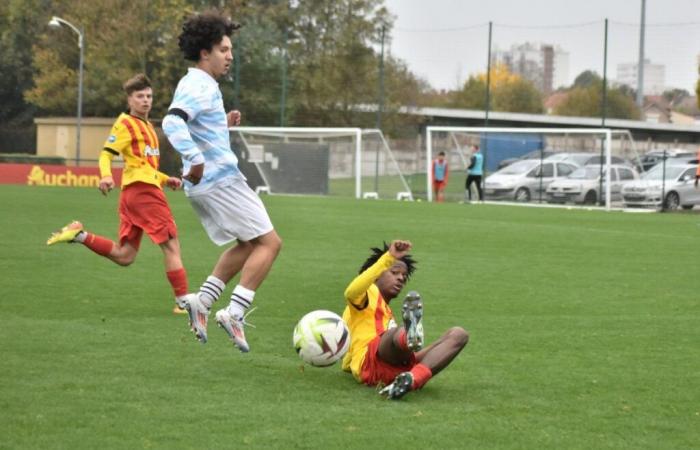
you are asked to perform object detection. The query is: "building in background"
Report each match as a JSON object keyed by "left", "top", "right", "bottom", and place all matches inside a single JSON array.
[
  {"left": 616, "top": 59, "right": 665, "bottom": 95},
  {"left": 492, "top": 42, "right": 569, "bottom": 94}
]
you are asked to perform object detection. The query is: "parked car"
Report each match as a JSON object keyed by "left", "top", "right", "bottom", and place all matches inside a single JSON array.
[
  {"left": 545, "top": 152, "right": 594, "bottom": 167},
  {"left": 546, "top": 164, "right": 640, "bottom": 205},
  {"left": 546, "top": 152, "right": 636, "bottom": 169},
  {"left": 582, "top": 154, "right": 639, "bottom": 169},
  {"left": 622, "top": 161, "right": 700, "bottom": 210},
  {"left": 497, "top": 149, "right": 556, "bottom": 170},
  {"left": 484, "top": 159, "right": 579, "bottom": 202},
  {"left": 639, "top": 149, "right": 695, "bottom": 172}
]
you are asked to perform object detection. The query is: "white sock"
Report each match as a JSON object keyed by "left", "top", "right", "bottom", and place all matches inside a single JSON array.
[
  {"left": 227, "top": 284, "right": 255, "bottom": 319},
  {"left": 74, "top": 231, "right": 87, "bottom": 243},
  {"left": 175, "top": 294, "right": 190, "bottom": 308},
  {"left": 198, "top": 275, "right": 226, "bottom": 309}
]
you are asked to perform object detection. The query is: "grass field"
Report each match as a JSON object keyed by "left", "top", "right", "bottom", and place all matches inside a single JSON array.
[{"left": 1, "top": 184, "right": 699, "bottom": 449}]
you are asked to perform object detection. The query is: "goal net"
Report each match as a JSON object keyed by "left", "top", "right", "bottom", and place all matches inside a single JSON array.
[
  {"left": 231, "top": 127, "right": 414, "bottom": 200},
  {"left": 426, "top": 127, "right": 642, "bottom": 209}
]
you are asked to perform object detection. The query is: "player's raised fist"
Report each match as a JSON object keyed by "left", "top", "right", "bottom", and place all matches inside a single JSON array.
[{"left": 389, "top": 240, "right": 412, "bottom": 258}]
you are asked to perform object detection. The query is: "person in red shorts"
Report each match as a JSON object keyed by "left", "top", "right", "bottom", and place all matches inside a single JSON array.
[
  {"left": 432, "top": 151, "right": 449, "bottom": 202},
  {"left": 341, "top": 239, "right": 469, "bottom": 399},
  {"left": 46, "top": 74, "right": 193, "bottom": 314}
]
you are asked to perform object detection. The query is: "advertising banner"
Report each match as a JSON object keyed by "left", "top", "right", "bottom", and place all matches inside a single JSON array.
[{"left": 0, "top": 164, "right": 123, "bottom": 188}]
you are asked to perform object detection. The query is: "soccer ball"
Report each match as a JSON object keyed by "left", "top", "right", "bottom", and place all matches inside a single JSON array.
[{"left": 293, "top": 310, "right": 350, "bottom": 367}]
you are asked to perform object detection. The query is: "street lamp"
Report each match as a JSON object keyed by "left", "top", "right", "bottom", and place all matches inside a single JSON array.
[{"left": 49, "top": 16, "right": 84, "bottom": 165}]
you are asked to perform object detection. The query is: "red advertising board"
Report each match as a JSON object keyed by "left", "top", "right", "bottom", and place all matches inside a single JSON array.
[{"left": 0, "top": 164, "right": 122, "bottom": 187}]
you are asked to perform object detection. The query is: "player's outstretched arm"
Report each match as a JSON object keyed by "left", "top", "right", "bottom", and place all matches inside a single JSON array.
[{"left": 344, "top": 240, "right": 409, "bottom": 306}]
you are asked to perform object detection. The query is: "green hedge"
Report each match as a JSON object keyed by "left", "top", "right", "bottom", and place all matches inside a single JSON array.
[{"left": 0, "top": 154, "right": 66, "bottom": 165}]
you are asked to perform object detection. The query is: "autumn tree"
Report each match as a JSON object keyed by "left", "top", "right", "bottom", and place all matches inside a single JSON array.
[
  {"left": 25, "top": 0, "right": 189, "bottom": 118},
  {"left": 15, "top": 0, "right": 430, "bottom": 134},
  {"left": 449, "top": 64, "right": 543, "bottom": 114}
]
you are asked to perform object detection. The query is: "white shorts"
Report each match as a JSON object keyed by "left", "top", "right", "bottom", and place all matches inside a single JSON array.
[{"left": 187, "top": 178, "right": 274, "bottom": 245}]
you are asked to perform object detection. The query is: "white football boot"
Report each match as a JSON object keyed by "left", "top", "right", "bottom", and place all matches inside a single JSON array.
[
  {"left": 215, "top": 308, "right": 254, "bottom": 353},
  {"left": 185, "top": 293, "right": 210, "bottom": 344},
  {"left": 402, "top": 291, "right": 424, "bottom": 351}
]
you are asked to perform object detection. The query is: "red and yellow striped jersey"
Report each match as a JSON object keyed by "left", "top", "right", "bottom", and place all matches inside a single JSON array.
[
  {"left": 100, "top": 113, "right": 168, "bottom": 188},
  {"left": 341, "top": 252, "right": 397, "bottom": 381}
]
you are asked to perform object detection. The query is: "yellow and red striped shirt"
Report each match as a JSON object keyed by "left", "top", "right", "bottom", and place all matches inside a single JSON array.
[
  {"left": 100, "top": 112, "right": 168, "bottom": 188},
  {"left": 341, "top": 252, "right": 397, "bottom": 381}
]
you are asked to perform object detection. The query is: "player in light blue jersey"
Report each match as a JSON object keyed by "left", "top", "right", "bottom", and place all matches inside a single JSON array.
[{"left": 163, "top": 10, "right": 282, "bottom": 352}]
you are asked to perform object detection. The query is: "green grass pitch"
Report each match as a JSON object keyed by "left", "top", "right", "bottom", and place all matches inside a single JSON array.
[{"left": 1, "top": 185, "right": 698, "bottom": 449}]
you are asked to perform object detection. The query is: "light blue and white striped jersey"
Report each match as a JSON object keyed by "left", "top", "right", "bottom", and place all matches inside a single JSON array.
[{"left": 163, "top": 67, "right": 243, "bottom": 196}]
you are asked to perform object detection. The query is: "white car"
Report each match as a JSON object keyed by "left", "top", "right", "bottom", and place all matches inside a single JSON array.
[
  {"left": 484, "top": 159, "right": 579, "bottom": 202},
  {"left": 622, "top": 162, "right": 700, "bottom": 210},
  {"left": 546, "top": 164, "right": 640, "bottom": 205}
]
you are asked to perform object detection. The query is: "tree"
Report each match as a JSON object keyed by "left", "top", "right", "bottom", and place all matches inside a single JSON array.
[
  {"left": 663, "top": 88, "right": 690, "bottom": 105},
  {"left": 16, "top": 0, "right": 431, "bottom": 134},
  {"left": 493, "top": 77, "right": 543, "bottom": 114},
  {"left": 25, "top": 0, "right": 189, "bottom": 118},
  {"left": 0, "top": 0, "right": 51, "bottom": 124},
  {"left": 572, "top": 70, "right": 601, "bottom": 89},
  {"left": 286, "top": 0, "right": 391, "bottom": 126},
  {"left": 554, "top": 84, "right": 641, "bottom": 120},
  {"left": 553, "top": 70, "right": 641, "bottom": 120},
  {"left": 449, "top": 75, "right": 486, "bottom": 109},
  {"left": 448, "top": 64, "right": 543, "bottom": 114}
]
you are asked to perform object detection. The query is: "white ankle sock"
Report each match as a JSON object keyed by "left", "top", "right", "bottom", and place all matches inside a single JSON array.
[
  {"left": 74, "top": 231, "right": 87, "bottom": 243},
  {"left": 227, "top": 285, "right": 255, "bottom": 319},
  {"left": 198, "top": 275, "right": 226, "bottom": 309}
]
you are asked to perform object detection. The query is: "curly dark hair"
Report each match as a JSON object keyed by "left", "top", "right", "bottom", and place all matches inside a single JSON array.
[
  {"left": 359, "top": 242, "right": 417, "bottom": 279},
  {"left": 178, "top": 11, "right": 241, "bottom": 61}
]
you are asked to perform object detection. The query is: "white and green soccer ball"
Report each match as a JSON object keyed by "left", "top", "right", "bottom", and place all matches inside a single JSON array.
[{"left": 293, "top": 310, "right": 350, "bottom": 367}]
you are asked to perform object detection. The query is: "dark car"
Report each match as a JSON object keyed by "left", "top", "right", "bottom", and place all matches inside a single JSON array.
[
  {"left": 639, "top": 149, "right": 695, "bottom": 172},
  {"left": 497, "top": 149, "right": 555, "bottom": 170}
]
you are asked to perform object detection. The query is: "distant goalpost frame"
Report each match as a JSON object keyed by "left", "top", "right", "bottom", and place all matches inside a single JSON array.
[
  {"left": 232, "top": 127, "right": 413, "bottom": 200},
  {"left": 234, "top": 127, "right": 362, "bottom": 198},
  {"left": 426, "top": 126, "right": 615, "bottom": 209}
]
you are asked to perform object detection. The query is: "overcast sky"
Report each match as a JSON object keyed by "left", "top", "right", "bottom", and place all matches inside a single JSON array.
[{"left": 383, "top": 0, "right": 700, "bottom": 93}]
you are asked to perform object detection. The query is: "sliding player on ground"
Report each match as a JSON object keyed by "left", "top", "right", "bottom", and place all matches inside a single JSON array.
[{"left": 342, "top": 240, "right": 469, "bottom": 399}]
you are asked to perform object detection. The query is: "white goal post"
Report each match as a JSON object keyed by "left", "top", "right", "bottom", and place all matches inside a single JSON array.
[
  {"left": 426, "top": 126, "right": 642, "bottom": 210},
  {"left": 231, "top": 127, "right": 413, "bottom": 200}
]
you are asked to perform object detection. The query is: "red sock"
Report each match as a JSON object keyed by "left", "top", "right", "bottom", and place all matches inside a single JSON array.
[
  {"left": 396, "top": 328, "right": 410, "bottom": 352},
  {"left": 166, "top": 268, "right": 189, "bottom": 297},
  {"left": 410, "top": 363, "right": 433, "bottom": 390},
  {"left": 83, "top": 233, "right": 115, "bottom": 257}
]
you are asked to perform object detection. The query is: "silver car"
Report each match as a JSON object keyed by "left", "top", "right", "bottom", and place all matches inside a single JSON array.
[
  {"left": 546, "top": 152, "right": 597, "bottom": 167},
  {"left": 484, "top": 159, "right": 579, "bottom": 202},
  {"left": 622, "top": 162, "right": 700, "bottom": 210},
  {"left": 546, "top": 164, "right": 640, "bottom": 205}
]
